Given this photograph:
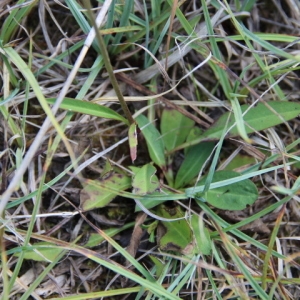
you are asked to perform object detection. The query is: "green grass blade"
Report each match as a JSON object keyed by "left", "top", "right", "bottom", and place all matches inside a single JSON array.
[
  {"left": 112, "top": 0, "right": 134, "bottom": 52},
  {"left": 0, "top": 0, "right": 37, "bottom": 44},
  {"left": 46, "top": 97, "right": 129, "bottom": 124},
  {"left": 29, "top": 233, "right": 181, "bottom": 300}
]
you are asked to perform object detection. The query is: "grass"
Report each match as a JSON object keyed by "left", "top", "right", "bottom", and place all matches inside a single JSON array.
[{"left": 1, "top": 0, "right": 300, "bottom": 299}]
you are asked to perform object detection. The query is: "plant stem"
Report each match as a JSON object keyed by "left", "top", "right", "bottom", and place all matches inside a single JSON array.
[{"left": 84, "top": 0, "right": 135, "bottom": 125}]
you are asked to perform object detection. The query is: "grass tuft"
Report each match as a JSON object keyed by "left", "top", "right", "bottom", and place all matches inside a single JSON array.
[{"left": 1, "top": 0, "right": 300, "bottom": 299}]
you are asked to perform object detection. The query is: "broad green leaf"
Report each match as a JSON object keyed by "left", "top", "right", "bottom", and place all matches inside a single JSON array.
[
  {"left": 191, "top": 215, "right": 211, "bottom": 255},
  {"left": 156, "top": 204, "right": 193, "bottom": 253},
  {"left": 160, "top": 109, "right": 194, "bottom": 151},
  {"left": 131, "top": 164, "right": 160, "bottom": 195},
  {"left": 136, "top": 114, "right": 166, "bottom": 168},
  {"left": 131, "top": 164, "right": 164, "bottom": 212},
  {"left": 176, "top": 101, "right": 300, "bottom": 150},
  {"left": 80, "top": 173, "right": 131, "bottom": 211},
  {"left": 128, "top": 122, "right": 138, "bottom": 162},
  {"left": 175, "top": 142, "right": 215, "bottom": 189},
  {"left": 185, "top": 127, "right": 202, "bottom": 154},
  {"left": 224, "top": 154, "right": 257, "bottom": 171},
  {"left": 196, "top": 170, "right": 258, "bottom": 210},
  {"left": 14, "top": 242, "right": 62, "bottom": 262},
  {"left": 202, "top": 102, "right": 300, "bottom": 140},
  {"left": 47, "top": 97, "right": 129, "bottom": 125}
]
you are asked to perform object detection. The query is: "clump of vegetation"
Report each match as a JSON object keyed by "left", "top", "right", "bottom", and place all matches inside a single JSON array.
[{"left": 1, "top": 0, "right": 300, "bottom": 299}]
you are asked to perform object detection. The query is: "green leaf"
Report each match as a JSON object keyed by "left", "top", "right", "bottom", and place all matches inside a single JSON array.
[
  {"left": 224, "top": 154, "right": 257, "bottom": 171},
  {"left": 136, "top": 114, "right": 166, "bottom": 168},
  {"left": 176, "top": 101, "right": 300, "bottom": 151},
  {"left": 149, "top": 255, "right": 166, "bottom": 278},
  {"left": 175, "top": 142, "right": 215, "bottom": 189},
  {"left": 184, "top": 127, "right": 202, "bottom": 154},
  {"left": 0, "top": 0, "right": 36, "bottom": 44},
  {"left": 80, "top": 173, "right": 131, "bottom": 211},
  {"left": 202, "top": 101, "right": 300, "bottom": 140},
  {"left": 156, "top": 204, "right": 193, "bottom": 253},
  {"left": 131, "top": 164, "right": 165, "bottom": 212},
  {"left": 160, "top": 109, "right": 194, "bottom": 151},
  {"left": 84, "top": 222, "right": 134, "bottom": 248},
  {"left": 191, "top": 214, "right": 211, "bottom": 255},
  {"left": 46, "top": 97, "right": 129, "bottom": 125},
  {"left": 134, "top": 190, "right": 169, "bottom": 212},
  {"left": 131, "top": 164, "right": 160, "bottom": 195},
  {"left": 196, "top": 170, "right": 258, "bottom": 210},
  {"left": 14, "top": 243, "right": 63, "bottom": 262},
  {"left": 231, "top": 96, "right": 251, "bottom": 143}
]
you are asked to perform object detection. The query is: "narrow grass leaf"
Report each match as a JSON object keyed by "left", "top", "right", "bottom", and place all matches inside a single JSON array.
[
  {"left": 47, "top": 97, "right": 129, "bottom": 124},
  {"left": 115, "top": 9, "right": 170, "bottom": 54},
  {"left": 84, "top": 222, "right": 134, "bottom": 248},
  {"left": 100, "top": 25, "right": 142, "bottom": 35},
  {"left": 145, "top": 16, "right": 170, "bottom": 68},
  {"left": 65, "top": 0, "right": 89, "bottom": 33},
  {"left": 169, "top": 255, "right": 199, "bottom": 294},
  {"left": 201, "top": 0, "right": 232, "bottom": 99},
  {"left": 47, "top": 287, "right": 143, "bottom": 300},
  {"left": 262, "top": 204, "right": 286, "bottom": 289},
  {"left": 197, "top": 201, "right": 288, "bottom": 260},
  {"left": 241, "top": 0, "right": 257, "bottom": 11},
  {"left": 14, "top": 243, "right": 63, "bottom": 262},
  {"left": 187, "top": 161, "right": 294, "bottom": 196},
  {"left": 219, "top": 230, "right": 268, "bottom": 299},
  {"left": 0, "top": 53, "right": 19, "bottom": 87},
  {"left": 18, "top": 246, "right": 68, "bottom": 300},
  {"left": 202, "top": 114, "right": 230, "bottom": 195},
  {"left": 231, "top": 96, "right": 251, "bottom": 143},
  {"left": 241, "top": 24, "right": 300, "bottom": 62},
  {"left": 0, "top": 0, "right": 37, "bottom": 44},
  {"left": 2, "top": 46, "right": 73, "bottom": 155},
  {"left": 112, "top": 0, "right": 134, "bottom": 51},
  {"left": 29, "top": 232, "right": 180, "bottom": 299}
]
